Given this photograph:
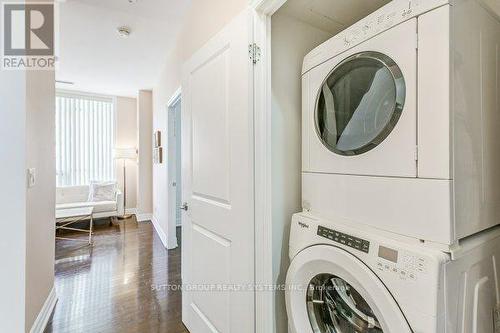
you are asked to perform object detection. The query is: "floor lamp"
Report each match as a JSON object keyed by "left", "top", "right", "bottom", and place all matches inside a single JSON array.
[{"left": 114, "top": 147, "right": 137, "bottom": 219}]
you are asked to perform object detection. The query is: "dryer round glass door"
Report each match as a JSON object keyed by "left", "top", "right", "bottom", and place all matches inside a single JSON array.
[
  {"left": 307, "top": 274, "right": 382, "bottom": 332},
  {"left": 315, "top": 51, "right": 405, "bottom": 156}
]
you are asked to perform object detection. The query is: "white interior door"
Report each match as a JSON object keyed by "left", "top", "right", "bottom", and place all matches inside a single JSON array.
[
  {"left": 168, "top": 97, "right": 181, "bottom": 249},
  {"left": 181, "top": 9, "right": 255, "bottom": 333}
]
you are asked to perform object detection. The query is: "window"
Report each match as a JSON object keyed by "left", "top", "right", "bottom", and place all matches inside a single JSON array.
[{"left": 55, "top": 92, "right": 116, "bottom": 186}]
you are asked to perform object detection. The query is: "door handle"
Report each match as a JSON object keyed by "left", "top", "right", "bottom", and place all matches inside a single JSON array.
[{"left": 180, "top": 203, "right": 189, "bottom": 211}]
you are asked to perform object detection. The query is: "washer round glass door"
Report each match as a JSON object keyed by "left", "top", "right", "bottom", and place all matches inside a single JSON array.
[
  {"left": 285, "top": 245, "right": 412, "bottom": 333},
  {"left": 315, "top": 51, "right": 406, "bottom": 156},
  {"left": 307, "top": 274, "right": 382, "bottom": 332}
]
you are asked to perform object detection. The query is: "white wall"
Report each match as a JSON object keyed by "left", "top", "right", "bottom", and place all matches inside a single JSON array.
[
  {"left": 152, "top": 0, "right": 247, "bottom": 245},
  {"left": 271, "top": 11, "right": 332, "bottom": 333},
  {"left": 25, "top": 69, "right": 56, "bottom": 331},
  {"left": 137, "top": 90, "right": 153, "bottom": 217},
  {"left": 0, "top": 67, "right": 28, "bottom": 333},
  {"left": 0, "top": 55, "right": 56, "bottom": 333},
  {"left": 116, "top": 96, "right": 138, "bottom": 209}
]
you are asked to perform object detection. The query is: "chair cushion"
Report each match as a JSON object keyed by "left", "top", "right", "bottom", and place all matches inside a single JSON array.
[{"left": 56, "top": 201, "right": 117, "bottom": 213}]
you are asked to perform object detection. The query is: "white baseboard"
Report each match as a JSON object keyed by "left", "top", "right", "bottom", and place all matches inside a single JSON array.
[
  {"left": 151, "top": 215, "right": 168, "bottom": 248},
  {"left": 30, "top": 285, "right": 57, "bottom": 333},
  {"left": 125, "top": 208, "right": 137, "bottom": 215},
  {"left": 136, "top": 212, "right": 153, "bottom": 222},
  {"left": 124, "top": 208, "right": 152, "bottom": 222}
]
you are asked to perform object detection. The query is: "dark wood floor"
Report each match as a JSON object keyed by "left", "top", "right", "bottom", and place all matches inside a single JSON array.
[{"left": 45, "top": 217, "right": 188, "bottom": 333}]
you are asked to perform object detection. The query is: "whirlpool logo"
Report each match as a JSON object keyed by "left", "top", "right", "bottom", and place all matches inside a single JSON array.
[
  {"left": 2, "top": 2, "right": 56, "bottom": 70},
  {"left": 298, "top": 222, "right": 310, "bottom": 229}
]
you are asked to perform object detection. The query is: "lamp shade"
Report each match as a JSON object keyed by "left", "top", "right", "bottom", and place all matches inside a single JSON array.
[{"left": 114, "top": 147, "right": 137, "bottom": 160}]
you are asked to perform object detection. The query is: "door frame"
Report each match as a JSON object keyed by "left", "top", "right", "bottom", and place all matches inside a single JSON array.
[
  {"left": 166, "top": 86, "right": 182, "bottom": 249},
  {"left": 250, "top": 1, "right": 288, "bottom": 333}
]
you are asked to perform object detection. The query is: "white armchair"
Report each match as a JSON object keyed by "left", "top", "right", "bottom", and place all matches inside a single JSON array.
[{"left": 56, "top": 185, "right": 124, "bottom": 219}]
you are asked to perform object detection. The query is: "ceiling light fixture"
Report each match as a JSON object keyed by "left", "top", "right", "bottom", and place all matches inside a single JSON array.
[{"left": 117, "top": 26, "right": 131, "bottom": 38}]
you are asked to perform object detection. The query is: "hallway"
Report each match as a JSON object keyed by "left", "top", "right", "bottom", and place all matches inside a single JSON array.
[{"left": 45, "top": 219, "right": 187, "bottom": 333}]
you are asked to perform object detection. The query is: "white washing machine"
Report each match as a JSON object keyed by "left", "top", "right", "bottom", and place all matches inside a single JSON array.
[
  {"left": 286, "top": 213, "right": 500, "bottom": 333},
  {"left": 301, "top": 0, "right": 500, "bottom": 245}
]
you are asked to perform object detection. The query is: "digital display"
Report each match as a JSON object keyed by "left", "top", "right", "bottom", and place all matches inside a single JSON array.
[{"left": 378, "top": 246, "right": 398, "bottom": 263}]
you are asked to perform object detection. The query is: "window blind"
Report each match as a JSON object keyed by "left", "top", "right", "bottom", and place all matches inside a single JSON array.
[{"left": 55, "top": 92, "right": 116, "bottom": 187}]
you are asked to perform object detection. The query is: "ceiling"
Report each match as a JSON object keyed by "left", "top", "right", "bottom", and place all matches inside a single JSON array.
[
  {"left": 279, "top": 0, "right": 391, "bottom": 35},
  {"left": 56, "top": 0, "right": 191, "bottom": 97}
]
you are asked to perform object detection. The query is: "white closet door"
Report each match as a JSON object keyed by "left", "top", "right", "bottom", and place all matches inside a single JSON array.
[{"left": 181, "top": 9, "right": 255, "bottom": 333}]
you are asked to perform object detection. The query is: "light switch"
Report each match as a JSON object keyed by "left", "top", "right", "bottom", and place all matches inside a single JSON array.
[{"left": 27, "top": 168, "right": 36, "bottom": 188}]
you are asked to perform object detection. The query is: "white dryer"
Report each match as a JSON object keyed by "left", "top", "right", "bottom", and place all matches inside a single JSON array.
[
  {"left": 286, "top": 213, "right": 500, "bottom": 333},
  {"left": 301, "top": 0, "right": 500, "bottom": 245}
]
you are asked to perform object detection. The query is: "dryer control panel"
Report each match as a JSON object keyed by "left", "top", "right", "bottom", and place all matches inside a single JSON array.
[{"left": 302, "top": 0, "right": 449, "bottom": 74}]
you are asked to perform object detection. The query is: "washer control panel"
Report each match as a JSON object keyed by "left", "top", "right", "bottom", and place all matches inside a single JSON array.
[
  {"left": 376, "top": 248, "right": 428, "bottom": 281},
  {"left": 317, "top": 226, "right": 370, "bottom": 253}
]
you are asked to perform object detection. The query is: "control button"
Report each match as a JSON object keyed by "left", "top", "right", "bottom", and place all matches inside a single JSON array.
[
  {"left": 402, "top": 8, "right": 413, "bottom": 17},
  {"left": 403, "top": 255, "right": 414, "bottom": 263},
  {"left": 362, "top": 22, "right": 372, "bottom": 35},
  {"left": 387, "top": 12, "right": 397, "bottom": 20},
  {"left": 416, "top": 261, "right": 426, "bottom": 273}
]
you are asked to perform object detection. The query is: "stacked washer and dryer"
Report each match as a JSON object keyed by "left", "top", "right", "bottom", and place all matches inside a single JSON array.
[{"left": 285, "top": 0, "right": 500, "bottom": 332}]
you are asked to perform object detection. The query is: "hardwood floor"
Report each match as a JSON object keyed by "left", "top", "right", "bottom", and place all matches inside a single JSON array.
[{"left": 45, "top": 218, "right": 188, "bottom": 333}]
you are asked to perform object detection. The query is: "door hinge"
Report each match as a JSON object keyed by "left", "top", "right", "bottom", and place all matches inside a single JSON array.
[
  {"left": 415, "top": 145, "right": 419, "bottom": 161},
  {"left": 248, "top": 43, "right": 261, "bottom": 64}
]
